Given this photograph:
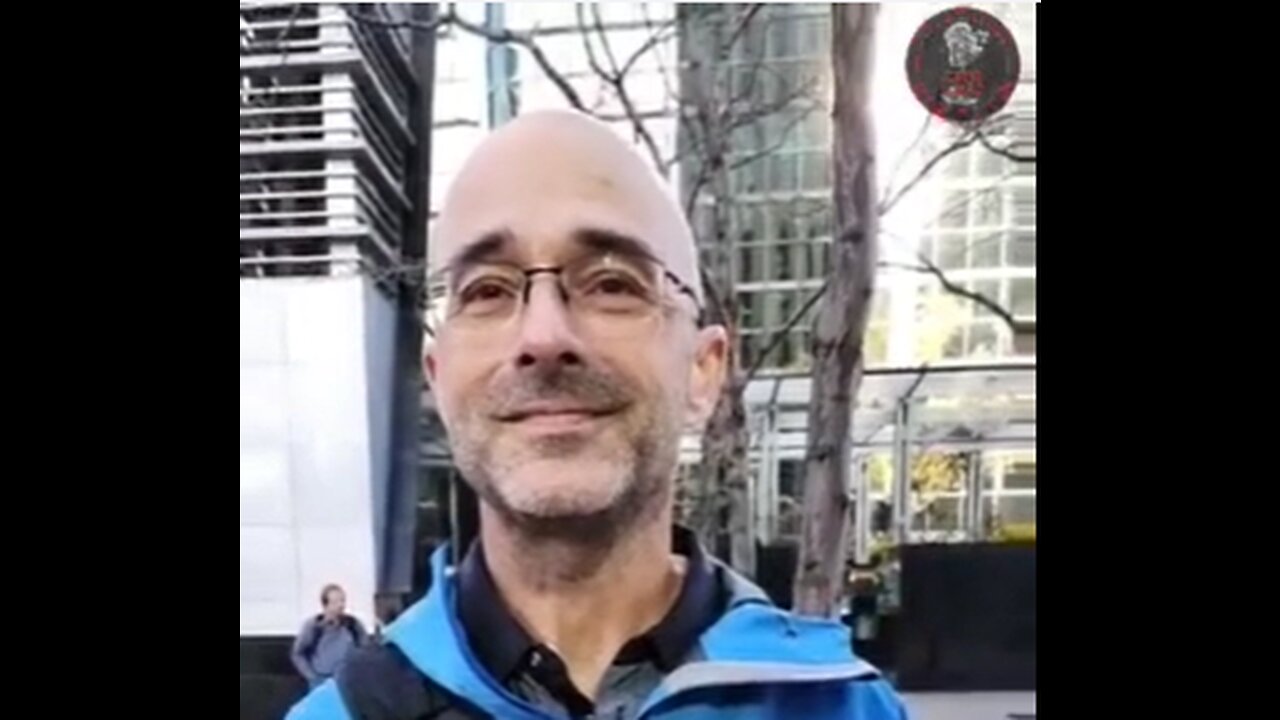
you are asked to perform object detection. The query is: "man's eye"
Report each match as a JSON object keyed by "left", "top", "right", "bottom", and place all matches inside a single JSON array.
[
  {"left": 459, "top": 279, "right": 517, "bottom": 304},
  {"left": 584, "top": 272, "right": 646, "bottom": 297}
]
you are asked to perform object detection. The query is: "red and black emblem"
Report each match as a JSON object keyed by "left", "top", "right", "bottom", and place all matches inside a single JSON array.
[{"left": 907, "top": 7, "right": 1021, "bottom": 124}]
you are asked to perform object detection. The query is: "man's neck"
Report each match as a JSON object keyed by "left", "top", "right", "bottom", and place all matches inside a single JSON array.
[{"left": 479, "top": 505, "right": 684, "bottom": 701}]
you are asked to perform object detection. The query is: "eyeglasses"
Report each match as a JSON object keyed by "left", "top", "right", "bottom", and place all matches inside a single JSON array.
[{"left": 425, "top": 252, "right": 702, "bottom": 340}]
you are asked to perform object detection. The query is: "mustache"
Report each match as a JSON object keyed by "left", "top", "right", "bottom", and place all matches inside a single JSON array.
[{"left": 485, "top": 364, "right": 635, "bottom": 420}]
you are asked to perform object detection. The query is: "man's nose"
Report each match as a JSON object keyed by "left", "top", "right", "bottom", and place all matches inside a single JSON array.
[{"left": 511, "top": 276, "right": 585, "bottom": 370}]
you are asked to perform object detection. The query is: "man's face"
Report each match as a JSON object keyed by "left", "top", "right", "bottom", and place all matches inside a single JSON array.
[
  {"left": 427, "top": 114, "right": 725, "bottom": 535},
  {"left": 324, "top": 589, "right": 346, "bottom": 617}
]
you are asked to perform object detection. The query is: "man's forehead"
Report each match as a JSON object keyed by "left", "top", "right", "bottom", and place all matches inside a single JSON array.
[
  {"left": 440, "top": 225, "right": 663, "bottom": 271},
  {"left": 432, "top": 111, "right": 699, "bottom": 293}
]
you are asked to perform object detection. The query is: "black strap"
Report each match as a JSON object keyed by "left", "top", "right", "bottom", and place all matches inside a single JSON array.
[
  {"left": 306, "top": 615, "right": 362, "bottom": 659},
  {"left": 340, "top": 615, "right": 362, "bottom": 645},
  {"left": 335, "top": 642, "right": 488, "bottom": 720}
]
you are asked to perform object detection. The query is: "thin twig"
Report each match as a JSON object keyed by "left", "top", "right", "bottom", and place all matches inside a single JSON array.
[
  {"left": 745, "top": 280, "right": 831, "bottom": 381},
  {"left": 882, "top": 261, "right": 1029, "bottom": 335},
  {"left": 347, "top": 6, "right": 589, "bottom": 113},
  {"left": 977, "top": 130, "right": 1036, "bottom": 163},
  {"left": 578, "top": 4, "right": 666, "bottom": 173}
]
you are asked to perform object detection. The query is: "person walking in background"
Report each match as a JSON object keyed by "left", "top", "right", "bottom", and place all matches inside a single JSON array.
[{"left": 291, "top": 584, "right": 368, "bottom": 689}]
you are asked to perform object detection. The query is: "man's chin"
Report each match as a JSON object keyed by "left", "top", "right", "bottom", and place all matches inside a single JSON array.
[
  {"left": 483, "top": 462, "right": 628, "bottom": 523},
  {"left": 499, "top": 485, "right": 624, "bottom": 521},
  {"left": 494, "top": 492, "right": 631, "bottom": 540}
]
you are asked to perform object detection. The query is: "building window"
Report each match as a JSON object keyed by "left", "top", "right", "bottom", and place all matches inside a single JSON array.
[
  {"left": 972, "top": 192, "right": 1004, "bottom": 228},
  {"left": 779, "top": 459, "right": 802, "bottom": 498},
  {"left": 777, "top": 289, "right": 796, "bottom": 328},
  {"left": 808, "top": 241, "right": 829, "bottom": 279},
  {"left": 739, "top": 333, "right": 759, "bottom": 371},
  {"left": 945, "top": 148, "right": 971, "bottom": 179},
  {"left": 800, "top": 109, "right": 828, "bottom": 147},
  {"left": 774, "top": 244, "right": 795, "bottom": 280},
  {"left": 1011, "top": 278, "right": 1036, "bottom": 318},
  {"left": 939, "top": 192, "right": 969, "bottom": 228},
  {"left": 737, "top": 205, "right": 763, "bottom": 243},
  {"left": 1006, "top": 461, "right": 1037, "bottom": 490},
  {"left": 978, "top": 147, "right": 1006, "bottom": 177},
  {"left": 1010, "top": 232, "right": 1036, "bottom": 268},
  {"left": 794, "top": 329, "right": 812, "bottom": 362},
  {"left": 801, "top": 151, "right": 830, "bottom": 190},
  {"left": 971, "top": 280, "right": 1001, "bottom": 317},
  {"left": 739, "top": 245, "right": 764, "bottom": 283},
  {"left": 987, "top": 496, "right": 1036, "bottom": 526},
  {"left": 942, "top": 327, "right": 965, "bottom": 359},
  {"left": 1014, "top": 326, "right": 1036, "bottom": 356},
  {"left": 769, "top": 153, "right": 798, "bottom": 192},
  {"left": 769, "top": 14, "right": 799, "bottom": 59},
  {"left": 778, "top": 333, "right": 796, "bottom": 368},
  {"left": 919, "top": 236, "right": 934, "bottom": 265},
  {"left": 967, "top": 322, "right": 1000, "bottom": 356},
  {"left": 776, "top": 210, "right": 796, "bottom": 242},
  {"left": 731, "top": 162, "right": 764, "bottom": 195},
  {"left": 865, "top": 324, "right": 889, "bottom": 366},
  {"left": 971, "top": 233, "right": 1002, "bottom": 269},
  {"left": 1013, "top": 186, "right": 1036, "bottom": 227},
  {"left": 739, "top": 290, "right": 765, "bottom": 330},
  {"left": 807, "top": 206, "right": 832, "bottom": 241},
  {"left": 938, "top": 234, "right": 967, "bottom": 270},
  {"left": 913, "top": 497, "right": 962, "bottom": 533}
]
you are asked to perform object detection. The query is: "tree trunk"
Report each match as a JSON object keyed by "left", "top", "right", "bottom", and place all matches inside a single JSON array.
[
  {"left": 692, "top": 140, "right": 754, "bottom": 577},
  {"left": 680, "top": 9, "right": 756, "bottom": 578},
  {"left": 793, "top": 4, "right": 880, "bottom": 618}
]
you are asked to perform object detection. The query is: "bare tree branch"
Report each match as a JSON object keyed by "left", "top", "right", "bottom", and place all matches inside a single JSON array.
[
  {"left": 590, "top": 4, "right": 623, "bottom": 72},
  {"left": 745, "top": 280, "right": 831, "bottom": 381},
  {"left": 450, "top": 12, "right": 589, "bottom": 113},
  {"left": 619, "top": 24, "right": 676, "bottom": 78},
  {"left": 878, "top": 113, "right": 1018, "bottom": 217},
  {"left": 880, "top": 133, "right": 979, "bottom": 217},
  {"left": 882, "top": 260, "right": 1030, "bottom": 335},
  {"left": 683, "top": 164, "right": 711, "bottom": 219},
  {"left": 575, "top": 5, "right": 611, "bottom": 86},
  {"left": 577, "top": 4, "right": 667, "bottom": 174},
  {"left": 344, "top": 8, "right": 452, "bottom": 34},
  {"left": 349, "top": 6, "right": 590, "bottom": 113},
  {"left": 722, "top": 73, "right": 823, "bottom": 135},
  {"left": 722, "top": 4, "right": 765, "bottom": 55},
  {"left": 698, "top": 264, "right": 729, "bottom": 328},
  {"left": 977, "top": 130, "right": 1036, "bottom": 163},
  {"left": 880, "top": 115, "right": 932, "bottom": 211},
  {"left": 727, "top": 101, "right": 820, "bottom": 171}
]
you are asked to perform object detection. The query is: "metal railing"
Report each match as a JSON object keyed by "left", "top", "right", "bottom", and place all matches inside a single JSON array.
[{"left": 239, "top": 3, "right": 417, "bottom": 279}]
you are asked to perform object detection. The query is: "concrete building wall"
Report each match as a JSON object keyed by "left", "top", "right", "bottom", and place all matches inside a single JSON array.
[{"left": 240, "top": 277, "right": 394, "bottom": 635}]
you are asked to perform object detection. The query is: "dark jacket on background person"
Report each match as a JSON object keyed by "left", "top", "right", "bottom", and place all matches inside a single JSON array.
[{"left": 291, "top": 614, "right": 368, "bottom": 688}]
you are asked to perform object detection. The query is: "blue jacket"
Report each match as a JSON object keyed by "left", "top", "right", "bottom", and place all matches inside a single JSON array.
[{"left": 288, "top": 546, "right": 908, "bottom": 719}]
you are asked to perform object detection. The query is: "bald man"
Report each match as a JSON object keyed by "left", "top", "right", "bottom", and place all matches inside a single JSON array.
[{"left": 288, "top": 110, "right": 907, "bottom": 720}]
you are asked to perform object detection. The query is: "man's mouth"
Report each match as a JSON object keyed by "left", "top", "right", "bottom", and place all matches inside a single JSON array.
[
  {"left": 493, "top": 401, "right": 627, "bottom": 437},
  {"left": 497, "top": 402, "right": 621, "bottom": 424}
]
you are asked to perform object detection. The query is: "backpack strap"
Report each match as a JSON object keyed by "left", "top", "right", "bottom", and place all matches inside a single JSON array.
[
  {"left": 340, "top": 615, "right": 362, "bottom": 646},
  {"left": 301, "top": 614, "right": 326, "bottom": 660}
]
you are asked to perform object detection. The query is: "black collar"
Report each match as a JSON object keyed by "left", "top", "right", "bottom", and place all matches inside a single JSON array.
[{"left": 456, "top": 526, "right": 721, "bottom": 682}]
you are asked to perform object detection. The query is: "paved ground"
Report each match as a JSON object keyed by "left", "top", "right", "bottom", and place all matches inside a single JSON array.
[{"left": 901, "top": 693, "right": 1036, "bottom": 720}]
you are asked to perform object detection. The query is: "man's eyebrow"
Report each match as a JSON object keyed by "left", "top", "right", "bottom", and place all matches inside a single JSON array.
[
  {"left": 571, "top": 227, "right": 659, "bottom": 263},
  {"left": 444, "top": 229, "right": 514, "bottom": 273}
]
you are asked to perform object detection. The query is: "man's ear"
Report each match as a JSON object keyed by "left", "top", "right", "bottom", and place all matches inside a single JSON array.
[
  {"left": 424, "top": 351, "right": 438, "bottom": 387},
  {"left": 686, "top": 325, "right": 729, "bottom": 430}
]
